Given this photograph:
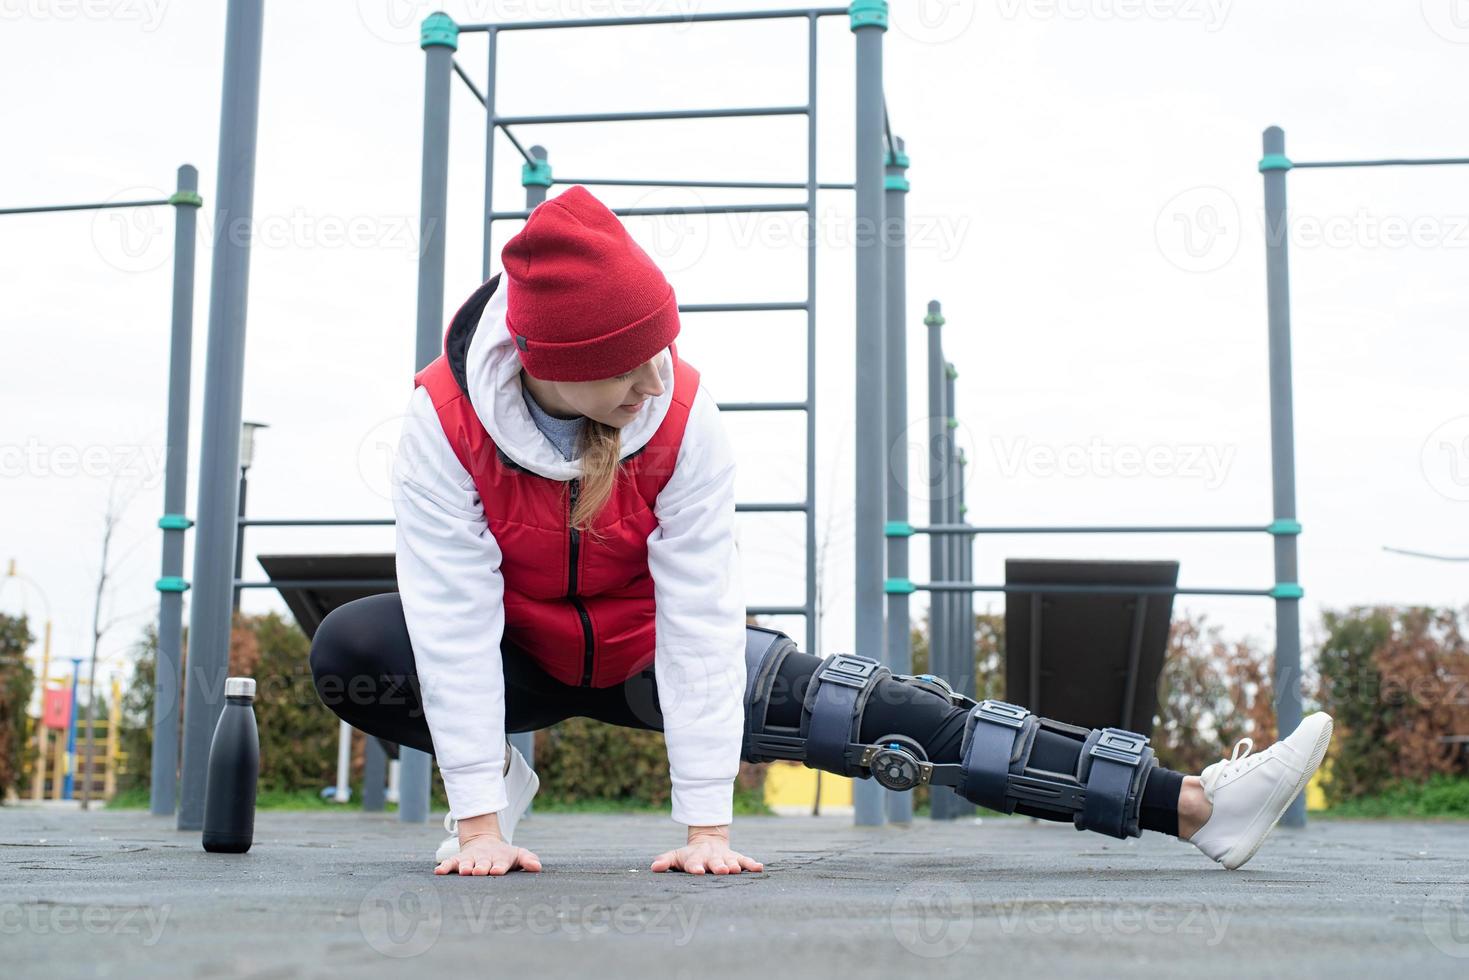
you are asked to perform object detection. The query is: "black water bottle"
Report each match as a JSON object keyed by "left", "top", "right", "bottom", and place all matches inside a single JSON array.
[{"left": 202, "top": 676, "right": 260, "bottom": 853}]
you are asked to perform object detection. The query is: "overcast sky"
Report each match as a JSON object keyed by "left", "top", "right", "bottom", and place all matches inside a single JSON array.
[{"left": 3, "top": 0, "right": 1467, "bottom": 694}]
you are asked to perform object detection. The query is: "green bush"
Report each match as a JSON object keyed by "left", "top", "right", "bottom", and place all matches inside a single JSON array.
[
  {"left": 0, "top": 613, "right": 37, "bottom": 802},
  {"left": 1316, "top": 605, "right": 1469, "bottom": 803}
]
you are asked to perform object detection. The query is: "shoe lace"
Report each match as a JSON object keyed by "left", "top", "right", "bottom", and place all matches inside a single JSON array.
[{"left": 1201, "top": 737, "right": 1257, "bottom": 791}]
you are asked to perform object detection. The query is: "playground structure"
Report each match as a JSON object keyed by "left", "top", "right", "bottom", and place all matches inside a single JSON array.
[
  {"left": 11, "top": 2, "right": 1464, "bottom": 833},
  {"left": 25, "top": 666, "right": 127, "bottom": 804}
]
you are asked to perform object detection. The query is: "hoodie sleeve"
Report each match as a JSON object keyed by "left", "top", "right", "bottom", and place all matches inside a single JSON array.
[
  {"left": 392, "top": 384, "right": 509, "bottom": 821},
  {"left": 645, "top": 384, "right": 748, "bottom": 827}
]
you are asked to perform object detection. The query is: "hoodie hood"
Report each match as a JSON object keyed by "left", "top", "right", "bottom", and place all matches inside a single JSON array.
[{"left": 459, "top": 273, "right": 677, "bottom": 482}]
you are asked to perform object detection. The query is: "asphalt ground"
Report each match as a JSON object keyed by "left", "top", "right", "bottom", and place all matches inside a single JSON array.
[{"left": 3, "top": 806, "right": 1467, "bottom": 979}]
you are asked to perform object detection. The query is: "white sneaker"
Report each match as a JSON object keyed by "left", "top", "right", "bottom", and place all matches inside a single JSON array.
[
  {"left": 434, "top": 741, "right": 541, "bottom": 863},
  {"left": 1187, "top": 712, "right": 1333, "bottom": 870}
]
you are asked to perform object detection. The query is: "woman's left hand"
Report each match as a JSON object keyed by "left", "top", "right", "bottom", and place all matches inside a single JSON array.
[{"left": 650, "top": 825, "right": 764, "bottom": 875}]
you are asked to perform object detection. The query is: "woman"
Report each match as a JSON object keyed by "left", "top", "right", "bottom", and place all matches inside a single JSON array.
[{"left": 309, "top": 185, "right": 1332, "bottom": 878}]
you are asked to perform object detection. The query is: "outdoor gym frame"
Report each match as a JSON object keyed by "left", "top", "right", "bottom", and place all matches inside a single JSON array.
[
  {"left": 171, "top": 1, "right": 906, "bottom": 829},
  {"left": 0, "top": 168, "right": 203, "bottom": 821},
  {"left": 896, "top": 126, "right": 1469, "bottom": 831}
]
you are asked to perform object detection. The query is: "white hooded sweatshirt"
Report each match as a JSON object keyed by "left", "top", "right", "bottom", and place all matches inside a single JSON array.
[{"left": 390, "top": 277, "right": 748, "bottom": 827}]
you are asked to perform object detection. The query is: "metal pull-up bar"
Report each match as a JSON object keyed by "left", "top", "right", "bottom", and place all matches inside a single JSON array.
[{"left": 2, "top": 166, "right": 203, "bottom": 823}]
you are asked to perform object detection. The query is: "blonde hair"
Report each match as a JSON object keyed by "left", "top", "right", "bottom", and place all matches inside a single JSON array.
[{"left": 571, "top": 417, "right": 623, "bottom": 541}]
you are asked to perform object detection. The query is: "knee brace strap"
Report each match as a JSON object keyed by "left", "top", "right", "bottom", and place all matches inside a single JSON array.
[
  {"left": 741, "top": 628, "right": 900, "bottom": 778},
  {"left": 802, "top": 654, "right": 890, "bottom": 775},
  {"left": 1077, "top": 728, "right": 1156, "bottom": 840},
  {"left": 952, "top": 699, "right": 1156, "bottom": 839},
  {"left": 958, "top": 700, "right": 1038, "bottom": 813}
]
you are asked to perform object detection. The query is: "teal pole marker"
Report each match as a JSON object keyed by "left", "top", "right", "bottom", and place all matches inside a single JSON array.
[
  {"left": 884, "top": 577, "right": 916, "bottom": 594},
  {"left": 155, "top": 576, "right": 191, "bottom": 593},
  {"left": 420, "top": 11, "right": 458, "bottom": 50},
  {"left": 1270, "top": 583, "right": 1304, "bottom": 600},
  {"left": 849, "top": 0, "right": 888, "bottom": 31},
  {"left": 1266, "top": 519, "right": 1302, "bottom": 536},
  {"left": 521, "top": 157, "right": 552, "bottom": 187},
  {"left": 884, "top": 144, "right": 909, "bottom": 192},
  {"left": 884, "top": 521, "right": 914, "bottom": 537},
  {"left": 158, "top": 514, "right": 195, "bottom": 530},
  {"left": 1258, "top": 153, "right": 1293, "bottom": 172}
]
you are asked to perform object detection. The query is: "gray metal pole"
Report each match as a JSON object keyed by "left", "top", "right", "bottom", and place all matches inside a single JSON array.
[
  {"left": 396, "top": 11, "right": 460, "bottom": 826},
  {"left": 805, "top": 12, "right": 818, "bottom": 671},
  {"left": 150, "top": 165, "right": 200, "bottom": 817},
  {"left": 851, "top": 1, "right": 887, "bottom": 827},
  {"left": 506, "top": 145, "right": 551, "bottom": 792},
  {"left": 951, "top": 442, "right": 975, "bottom": 817},
  {"left": 480, "top": 26, "right": 499, "bottom": 281},
  {"left": 1261, "top": 125, "right": 1306, "bottom": 829},
  {"left": 883, "top": 137, "right": 911, "bottom": 824},
  {"left": 177, "top": 0, "right": 265, "bottom": 831},
  {"left": 924, "top": 301, "right": 957, "bottom": 819},
  {"left": 934, "top": 362, "right": 964, "bottom": 819}
]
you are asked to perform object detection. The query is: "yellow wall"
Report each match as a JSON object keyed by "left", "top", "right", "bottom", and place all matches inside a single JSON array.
[{"left": 763, "top": 760, "right": 852, "bottom": 812}]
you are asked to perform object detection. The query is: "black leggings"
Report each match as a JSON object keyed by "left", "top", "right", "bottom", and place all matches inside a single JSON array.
[{"left": 309, "top": 592, "right": 1185, "bottom": 835}]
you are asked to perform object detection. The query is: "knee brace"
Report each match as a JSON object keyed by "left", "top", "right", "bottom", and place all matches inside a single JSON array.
[
  {"left": 741, "top": 626, "right": 974, "bottom": 781},
  {"left": 740, "top": 626, "right": 1157, "bottom": 840}
]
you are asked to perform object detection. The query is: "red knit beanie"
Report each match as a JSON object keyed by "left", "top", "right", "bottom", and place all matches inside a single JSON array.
[{"left": 501, "top": 184, "right": 680, "bottom": 382}]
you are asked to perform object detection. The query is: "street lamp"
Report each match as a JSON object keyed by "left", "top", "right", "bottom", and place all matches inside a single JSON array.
[{"left": 233, "top": 421, "right": 269, "bottom": 614}]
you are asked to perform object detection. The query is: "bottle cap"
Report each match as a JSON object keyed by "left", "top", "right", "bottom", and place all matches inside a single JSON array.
[{"left": 224, "top": 677, "right": 256, "bottom": 699}]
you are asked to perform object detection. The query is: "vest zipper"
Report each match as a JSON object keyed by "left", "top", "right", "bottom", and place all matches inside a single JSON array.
[{"left": 567, "top": 477, "right": 596, "bottom": 687}]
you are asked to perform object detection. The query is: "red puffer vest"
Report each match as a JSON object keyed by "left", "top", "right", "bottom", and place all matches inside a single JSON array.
[{"left": 412, "top": 274, "right": 700, "bottom": 688}]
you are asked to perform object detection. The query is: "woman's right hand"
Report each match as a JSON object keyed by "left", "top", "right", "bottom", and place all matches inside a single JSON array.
[{"left": 434, "top": 823, "right": 542, "bottom": 876}]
